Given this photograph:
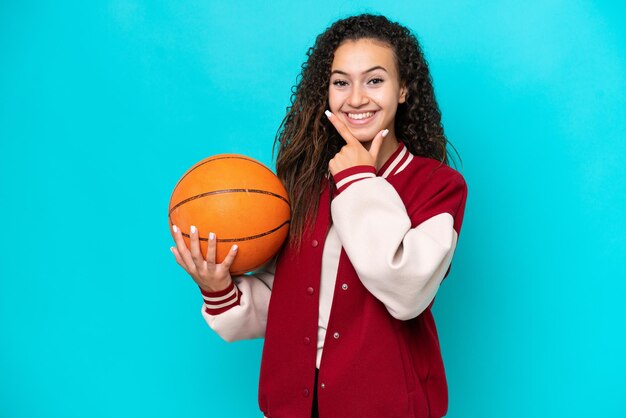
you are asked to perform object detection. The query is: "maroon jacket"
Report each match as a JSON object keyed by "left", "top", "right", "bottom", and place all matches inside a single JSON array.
[{"left": 258, "top": 155, "right": 468, "bottom": 418}]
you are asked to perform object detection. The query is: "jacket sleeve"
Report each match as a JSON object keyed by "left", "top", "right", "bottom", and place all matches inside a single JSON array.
[
  {"left": 330, "top": 167, "right": 467, "bottom": 320},
  {"left": 200, "top": 258, "right": 275, "bottom": 342}
]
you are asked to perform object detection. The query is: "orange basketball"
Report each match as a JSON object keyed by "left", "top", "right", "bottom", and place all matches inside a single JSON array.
[{"left": 168, "top": 154, "right": 290, "bottom": 275}]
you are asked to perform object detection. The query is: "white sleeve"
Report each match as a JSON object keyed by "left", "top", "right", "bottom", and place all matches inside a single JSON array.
[
  {"left": 331, "top": 178, "right": 458, "bottom": 320},
  {"left": 200, "top": 259, "right": 275, "bottom": 342}
]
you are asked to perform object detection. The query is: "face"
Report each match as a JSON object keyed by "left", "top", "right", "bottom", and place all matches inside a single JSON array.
[{"left": 328, "top": 38, "right": 407, "bottom": 143}]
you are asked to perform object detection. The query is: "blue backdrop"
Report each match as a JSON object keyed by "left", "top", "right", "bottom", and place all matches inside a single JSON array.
[{"left": 1, "top": 1, "right": 625, "bottom": 417}]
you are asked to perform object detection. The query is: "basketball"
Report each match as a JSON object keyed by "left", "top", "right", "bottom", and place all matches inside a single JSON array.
[{"left": 168, "top": 154, "right": 290, "bottom": 275}]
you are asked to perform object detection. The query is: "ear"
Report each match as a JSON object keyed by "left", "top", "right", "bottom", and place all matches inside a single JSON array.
[{"left": 398, "top": 85, "right": 408, "bottom": 104}]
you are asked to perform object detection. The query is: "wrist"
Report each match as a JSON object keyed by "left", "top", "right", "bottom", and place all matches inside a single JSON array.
[
  {"left": 333, "top": 165, "right": 376, "bottom": 195},
  {"left": 198, "top": 277, "right": 232, "bottom": 293}
]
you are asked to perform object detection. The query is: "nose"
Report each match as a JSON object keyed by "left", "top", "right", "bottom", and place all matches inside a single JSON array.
[{"left": 347, "top": 85, "right": 369, "bottom": 107}]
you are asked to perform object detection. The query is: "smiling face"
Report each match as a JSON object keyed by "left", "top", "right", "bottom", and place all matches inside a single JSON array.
[{"left": 328, "top": 38, "right": 407, "bottom": 144}]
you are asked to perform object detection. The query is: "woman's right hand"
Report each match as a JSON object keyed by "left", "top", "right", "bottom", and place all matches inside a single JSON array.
[{"left": 170, "top": 224, "right": 238, "bottom": 293}]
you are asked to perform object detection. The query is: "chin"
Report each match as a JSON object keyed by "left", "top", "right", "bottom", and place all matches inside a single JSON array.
[
  {"left": 352, "top": 131, "right": 381, "bottom": 142},
  {"left": 354, "top": 136, "right": 374, "bottom": 143},
  {"left": 345, "top": 124, "right": 376, "bottom": 138}
]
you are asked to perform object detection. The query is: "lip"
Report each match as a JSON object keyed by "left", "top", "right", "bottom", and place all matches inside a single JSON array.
[{"left": 343, "top": 110, "right": 378, "bottom": 126}]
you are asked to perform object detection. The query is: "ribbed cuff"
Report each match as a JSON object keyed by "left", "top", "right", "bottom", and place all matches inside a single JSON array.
[
  {"left": 200, "top": 282, "right": 241, "bottom": 315},
  {"left": 333, "top": 165, "right": 376, "bottom": 195}
]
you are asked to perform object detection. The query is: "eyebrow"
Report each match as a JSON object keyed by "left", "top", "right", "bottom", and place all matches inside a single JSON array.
[{"left": 330, "top": 65, "right": 388, "bottom": 76}]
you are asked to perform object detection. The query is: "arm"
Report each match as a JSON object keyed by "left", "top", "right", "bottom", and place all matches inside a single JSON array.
[
  {"left": 170, "top": 224, "right": 274, "bottom": 342},
  {"left": 200, "top": 259, "right": 275, "bottom": 342},
  {"left": 331, "top": 169, "right": 467, "bottom": 320}
]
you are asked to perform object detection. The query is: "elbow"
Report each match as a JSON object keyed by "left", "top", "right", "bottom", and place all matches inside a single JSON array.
[
  {"left": 384, "top": 283, "right": 439, "bottom": 321},
  {"left": 387, "top": 304, "right": 427, "bottom": 321},
  {"left": 388, "top": 308, "right": 414, "bottom": 321},
  {"left": 220, "top": 333, "right": 238, "bottom": 343},
  {"left": 218, "top": 327, "right": 265, "bottom": 343},
  {"left": 439, "top": 240, "right": 453, "bottom": 255}
]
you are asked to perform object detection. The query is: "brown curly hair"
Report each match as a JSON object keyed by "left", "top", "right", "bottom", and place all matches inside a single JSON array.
[{"left": 274, "top": 13, "right": 460, "bottom": 248}]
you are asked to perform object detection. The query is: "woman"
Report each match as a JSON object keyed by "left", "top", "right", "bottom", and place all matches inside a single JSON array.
[{"left": 171, "top": 14, "right": 468, "bottom": 418}]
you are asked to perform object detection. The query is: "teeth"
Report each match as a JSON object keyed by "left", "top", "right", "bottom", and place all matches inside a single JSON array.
[{"left": 347, "top": 112, "right": 374, "bottom": 120}]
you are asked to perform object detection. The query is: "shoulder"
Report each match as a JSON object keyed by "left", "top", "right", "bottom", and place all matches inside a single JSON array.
[
  {"left": 391, "top": 154, "right": 467, "bottom": 192},
  {"left": 387, "top": 153, "right": 468, "bottom": 229}
]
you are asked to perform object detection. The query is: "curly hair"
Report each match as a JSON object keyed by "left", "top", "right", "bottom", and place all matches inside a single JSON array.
[{"left": 274, "top": 13, "right": 460, "bottom": 248}]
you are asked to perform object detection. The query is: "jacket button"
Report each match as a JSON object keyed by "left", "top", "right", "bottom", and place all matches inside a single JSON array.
[
  {"left": 306, "top": 287, "right": 314, "bottom": 295},
  {"left": 303, "top": 388, "right": 310, "bottom": 397},
  {"left": 321, "top": 383, "right": 326, "bottom": 389},
  {"left": 333, "top": 332, "right": 340, "bottom": 339},
  {"left": 341, "top": 283, "right": 348, "bottom": 290},
  {"left": 311, "top": 239, "right": 319, "bottom": 247},
  {"left": 304, "top": 336, "right": 311, "bottom": 345}
]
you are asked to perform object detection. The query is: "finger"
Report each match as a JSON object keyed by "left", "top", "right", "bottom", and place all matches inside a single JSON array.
[
  {"left": 328, "top": 153, "right": 346, "bottom": 176},
  {"left": 206, "top": 232, "right": 217, "bottom": 264},
  {"left": 221, "top": 245, "right": 239, "bottom": 270},
  {"left": 189, "top": 225, "right": 204, "bottom": 265},
  {"left": 170, "top": 246, "right": 187, "bottom": 270},
  {"left": 369, "top": 129, "right": 388, "bottom": 162},
  {"left": 171, "top": 224, "right": 197, "bottom": 272},
  {"left": 325, "top": 110, "right": 360, "bottom": 146}
]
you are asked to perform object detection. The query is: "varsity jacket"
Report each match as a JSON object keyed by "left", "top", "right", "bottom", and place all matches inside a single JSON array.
[{"left": 201, "top": 143, "right": 468, "bottom": 418}]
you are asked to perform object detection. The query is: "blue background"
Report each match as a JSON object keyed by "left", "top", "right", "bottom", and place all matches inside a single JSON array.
[{"left": 1, "top": 1, "right": 625, "bottom": 417}]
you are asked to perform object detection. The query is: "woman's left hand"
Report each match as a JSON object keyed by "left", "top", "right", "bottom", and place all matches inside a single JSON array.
[{"left": 325, "top": 110, "right": 388, "bottom": 176}]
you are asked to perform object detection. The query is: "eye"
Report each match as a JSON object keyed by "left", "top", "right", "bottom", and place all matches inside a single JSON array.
[
  {"left": 368, "top": 78, "right": 384, "bottom": 85},
  {"left": 332, "top": 79, "right": 348, "bottom": 87}
]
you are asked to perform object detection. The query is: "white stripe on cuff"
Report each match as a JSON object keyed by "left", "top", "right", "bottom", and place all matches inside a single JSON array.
[
  {"left": 336, "top": 172, "right": 376, "bottom": 189},
  {"left": 204, "top": 298, "right": 238, "bottom": 310},
  {"left": 203, "top": 286, "right": 237, "bottom": 303}
]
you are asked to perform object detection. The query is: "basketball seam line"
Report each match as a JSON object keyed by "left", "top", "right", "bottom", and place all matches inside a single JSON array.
[
  {"left": 169, "top": 188, "right": 290, "bottom": 215},
  {"left": 179, "top": 220, "right": 290, "bottom": 242}
]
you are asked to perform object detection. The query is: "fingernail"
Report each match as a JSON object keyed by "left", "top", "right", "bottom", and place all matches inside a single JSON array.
[
  {"left": 382, "top": 129, "right": 389, "bottom": 138},
  {"left": 325, "top": 110, "right": 332, "bottom": 118},
  {"left": 172, "top": 225, "right": 178, "bottom": 233},
  {"left": 190, "top": 225, "right": 197, "bottom": 234},
  {"left": 169, "top": 246, "right": 174, "bottom": 253},
  {"left": 232, "top": 245, "right": 238, "bottom": 251},
  {"left": 209, "top": 232, "right": 215, "bottom": 241}
]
